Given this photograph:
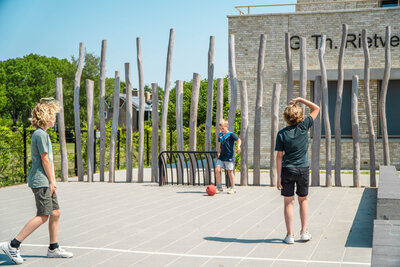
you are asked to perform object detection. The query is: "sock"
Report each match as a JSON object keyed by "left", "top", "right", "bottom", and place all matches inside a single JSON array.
[
  {"left": 217, "top": 184, "right": 222, "bottom": 188},
  {"left": 10, "top": 238, "right": 21, "bottom": 249},
  {"left": 49, "top": 243, "right": 59, "bottom": 250}
]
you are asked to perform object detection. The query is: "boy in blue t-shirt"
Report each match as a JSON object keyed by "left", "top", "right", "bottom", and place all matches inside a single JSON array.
[
  {"left": 275, "top": 97, "right": 320, "bottom": 244},
  {"left": 215, "top": 119, "right": 241, "bottom": 194}
]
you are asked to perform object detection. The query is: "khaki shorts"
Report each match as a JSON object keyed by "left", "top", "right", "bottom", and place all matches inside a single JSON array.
[{"left": 31, "top": 187, "right": 60, "bottom": 216}]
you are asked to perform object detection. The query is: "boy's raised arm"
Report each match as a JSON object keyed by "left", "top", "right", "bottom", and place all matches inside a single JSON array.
[{"left": 289, "top": 97, "right": 320, "bottom": 120}]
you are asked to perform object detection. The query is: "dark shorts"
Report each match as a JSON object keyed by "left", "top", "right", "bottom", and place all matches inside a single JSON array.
[
  {"left": 31, "top": 187, "right": 60, "bottom": 216},
  {"left": 281, "top": 167, "right": 309, "bottom": 197}
]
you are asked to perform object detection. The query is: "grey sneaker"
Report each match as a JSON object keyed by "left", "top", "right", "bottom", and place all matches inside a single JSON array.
[
  {"left": 227, "top": 187, "right": 237, "bottom": 194},
  {"left": 47, "top": 247, "right": 73, "bottom": 258},
  {"left": 0, "top": 241, "right": 23, "bottom": 264},
  {"left": 283, "top": 234, "right": 295, "bottom": 244},
  {"left": 300, "top": 231, "right": 312, "bottom": 241},
  {"left": 216, "top": 186, "right": 224, "bottom": 193}
]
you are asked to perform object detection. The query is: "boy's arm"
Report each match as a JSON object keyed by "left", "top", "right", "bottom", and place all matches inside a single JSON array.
[
  {"left": 217, "top": 143, "right": 221, "bottom": 158},
  {"left": 289, "top": 97, "right": 320, "bottom": 120},
  {"left": 236, "top": 138, "right": 241, "bottom": 154},
  {"left": 276, "top": 151, "right": 283, "bottom": 190},
  {"left": 41, "top": 153, "right": 57, "bottom": 196}
]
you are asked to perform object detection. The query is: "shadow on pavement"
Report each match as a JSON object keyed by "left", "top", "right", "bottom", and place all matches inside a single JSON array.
[
  {"left": 204, "top": 237, "right": 283, "bottom": 244},
  {"left": 0, "top": 254, "right": 14, "bottom": 265},
  {"left": 345, "top": 188, "right": 377, "bottom": 248}
]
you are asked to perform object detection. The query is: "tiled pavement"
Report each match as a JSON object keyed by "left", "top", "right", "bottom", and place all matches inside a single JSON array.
[{"left": 0, "top": 170, "right": 376, "bottom": 266}]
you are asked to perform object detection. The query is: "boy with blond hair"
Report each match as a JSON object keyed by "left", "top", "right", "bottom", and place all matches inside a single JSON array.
[
  {"left": 275, "top": 97, "right": 320, "bottom": 244},
  {"left": 215, "top": 119, "right": 241, "bottom": 194},
  {"left": 1, "top": 98, "right": 73, "bottom": 264}
]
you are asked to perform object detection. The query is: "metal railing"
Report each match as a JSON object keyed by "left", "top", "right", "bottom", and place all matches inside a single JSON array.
[
  {"left": 234, "top": 0, "right": 398, "bottom": 15},
  {"left": 159, "top": 151, "right": 226, "bottom": 186}
]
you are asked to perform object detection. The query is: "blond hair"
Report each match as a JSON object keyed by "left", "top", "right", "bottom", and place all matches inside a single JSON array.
[
  {"left": 219, "top": 119, "right": 229, "bottom": 128},
  {"left": 283, "top": 104, "right": 304, "bottom": 126},
  {"left": 31, "top": 98, "right": 60, "bottom": 129}
]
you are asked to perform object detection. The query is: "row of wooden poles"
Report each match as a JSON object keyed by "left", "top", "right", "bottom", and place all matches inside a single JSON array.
[
  {"left": 54, "top": 25, "right": 390, "bottom": 187},
  {"left": 54, "top": 29, "right": 240, "bottom": 183},
  {"left": 283, "top": 24, "right": 392, "bottom": 188}
]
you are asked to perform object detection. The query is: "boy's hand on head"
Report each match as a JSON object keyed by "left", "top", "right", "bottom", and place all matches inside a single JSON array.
[{"left": 289, "top": 97, "right": 302, "bottom": 105}]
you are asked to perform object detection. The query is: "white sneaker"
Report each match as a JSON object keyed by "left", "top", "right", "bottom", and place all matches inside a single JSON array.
[
  {"left": 300, "top": 231, "right": 312, "bottom": 241},
  {"left": 216, "top": 187, "right": 224, "bottom": 193},
  {"left": 227, "top": 187, "right": 237, "bottom": 194},
  {"left": 283, "top": 234, "right": 295, "bottom": 244},
  {"left": 47, "top": 247, "right": 73, "bottom": 258},
  {"left": 0, "top": 241, "right": 23, "bottom": 264}
]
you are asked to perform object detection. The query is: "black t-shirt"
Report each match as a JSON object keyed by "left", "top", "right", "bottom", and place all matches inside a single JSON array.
[
  {"left": 218, "top": 131, "right": 239, "bottom": 162},
  {"left": 275, "top": 116, "right": 314, "bottom": 167}
]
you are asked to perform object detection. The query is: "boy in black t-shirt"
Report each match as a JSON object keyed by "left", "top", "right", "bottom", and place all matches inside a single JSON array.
[
  {"left": 215, "top": 119, "right": 241, "bottom": 194},
  {"left": 275, "top": 97, "right": 320, "bottom": 244}
]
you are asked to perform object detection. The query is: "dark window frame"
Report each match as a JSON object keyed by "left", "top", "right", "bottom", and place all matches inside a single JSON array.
[{"left": 377, "top": 79, "right": 400, "bottom": 138}]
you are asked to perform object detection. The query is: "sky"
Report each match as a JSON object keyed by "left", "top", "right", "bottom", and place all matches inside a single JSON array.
[{"left": 0, "top": 0, "right": 295, "bottom": 88}]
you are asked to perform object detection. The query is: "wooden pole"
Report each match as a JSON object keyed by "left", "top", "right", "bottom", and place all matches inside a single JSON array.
[
  {"left": 56, "top": 78, "right": 68, "bottom": 182},
  {"left": 189, "top": 73, "right": 201, "bottom": 184},
  {"left": 137, "top": 37, "right": 145, "bottom": 183},
  {"left": 362, "top": 29, "right": 376, "bottom": 187},
  {"left": 86, "top": 79, "right": 95, "bottom": 183},
  {"left": 239, "top": 80, "right": 248, "bottom": 186},
  {"left": 228, "top": 34, "right": 238, "bottom": 132},
  {"left": 311, "top": 76, "right": 322, "bottom": 186},
  {"left": 215, "top": 78, "right": 224, "bottom": 150},
  {"left": 319, "top": 35, "right": 332, "bottom": 187},
  {"left": 74, "top": 42, "right": 85, "bottom": 181},
  {"left": 175, "top": 80, "right": 184, "bottom": 184},
  {"left": 160, "top": 28, "right": 175, "bottom": 153},
  {"left": 151, "top": 83, "right": 159, "bottom": 183},
  {"left": 253, "top": 33, "right": 266, "bottom": 186},
  {"left": 205, "top": 36, "right": 215, "bottom": 151},
  {"left": 299, "top": 36, "right": 307, "bottom": 111},
  {"left": 380, "top": 26, "right": 391, "bottom": 165},
  {"left": 270, "top": 83, "right": 281, "bottom": 187},
  {"left": 125, "top": 63, "right": 133, "bottom": 182},
  {"left": 285, "top": 32, "right": 293, "bottom": 104},
  {"left": 109, "top": 71, "right": 120, "bottom": 183},
  {"left": 334, "top": 24, "right": 348, "bottom": 187},
  {"left": 351, "top": 75, "right": 360, "bottom": 187},
  {"left": 189, "top": 73, "right": 201, "bottom": 151},
  {"left": 99, "top": 40, "right": 107, "bottom": 182}
]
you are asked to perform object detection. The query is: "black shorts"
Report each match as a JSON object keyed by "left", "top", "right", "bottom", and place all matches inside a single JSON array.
[{"left": 281, "top": 167, "right": 309, "bottom": 197}]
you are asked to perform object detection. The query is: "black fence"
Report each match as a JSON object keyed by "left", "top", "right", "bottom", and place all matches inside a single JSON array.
[{"left": 158, "top": 151, "right": 233, "bottom": 187}]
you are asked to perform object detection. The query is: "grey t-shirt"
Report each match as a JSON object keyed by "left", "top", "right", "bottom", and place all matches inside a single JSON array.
[
  {"left": 28, "top": 128, "right": 53, "bottom": 188},
  {"left": 275, "top": 116, "right": 314, "bottom": 167}
]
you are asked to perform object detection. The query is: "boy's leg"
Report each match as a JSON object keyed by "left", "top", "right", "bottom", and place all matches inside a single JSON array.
[
  {"left": 16, "top": 216, "right": 49, "bottom": 242},
  {"left": 228, "top": 170, "right": 235, "bottom": 187},
  {"left": 49, "top": 209, "right": 61, "bottom": 244},
  {"left": 215, "top": 166, "right": 222, "bottom": 185},
  {"left": 298, "top": 196, "right": 308, "bottom": 232},
  {"left": 284, "top": 196, "right": 295, "bottom": 235}
]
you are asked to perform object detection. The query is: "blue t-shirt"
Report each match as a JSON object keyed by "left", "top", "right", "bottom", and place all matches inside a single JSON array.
[
  {"left": 275, "top": 116, "right": 313, "bottom": 167},
  {"left": 218, "top": 131, "right": 239, "bottom": 162}
]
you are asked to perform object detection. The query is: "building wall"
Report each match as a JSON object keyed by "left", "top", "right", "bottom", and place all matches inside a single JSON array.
[
  {"left": 228, "top": 6, "right": 400, "bottom": 170},
  {"left": 296, "top": 0, "right": 378, "bottom": 12}
]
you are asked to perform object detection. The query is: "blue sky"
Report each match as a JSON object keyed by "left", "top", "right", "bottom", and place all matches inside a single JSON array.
[{"left": 0, "top": 0, "right": 295, "bottom": 87}]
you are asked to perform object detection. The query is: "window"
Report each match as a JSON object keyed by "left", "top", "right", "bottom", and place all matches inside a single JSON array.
[
  {"left": 379, "top": 80, "right": 400, "bottom": 137},
  {"left": 313, "top": 81, "right": 353, "bottom": 137},
  {"left": 380, "top": 0, "right": 399, "bottom": 7}
]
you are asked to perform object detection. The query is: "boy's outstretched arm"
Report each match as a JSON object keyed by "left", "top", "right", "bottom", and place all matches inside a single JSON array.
[
  {"left": 237, "top": 138, "right": 241, "bottom": 154},
  {"left": 276, "top": 151, "right": 283, "bottom": 190},
  {"left": 289, "top": 97, "right": 320, "bottom": 120}
]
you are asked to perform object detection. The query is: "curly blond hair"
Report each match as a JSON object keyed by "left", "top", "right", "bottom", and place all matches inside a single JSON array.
[
  {"left": 219, "top": 119, "right": 229, "bottom": 128},
  {"left": 31, "top": 98, "right": 60, "bottom": 129},
  {"left": 283, "top": 104, "right": 304, "bottom": 126}
]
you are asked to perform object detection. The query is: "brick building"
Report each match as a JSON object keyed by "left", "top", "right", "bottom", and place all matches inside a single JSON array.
[{"left": 228, "top": 0, "right": 400, "bottom": 170}]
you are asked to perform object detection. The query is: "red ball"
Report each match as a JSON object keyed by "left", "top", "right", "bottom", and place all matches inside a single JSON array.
[{"left": 206, "top": 185, "right": 217, "bottom": 196}]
